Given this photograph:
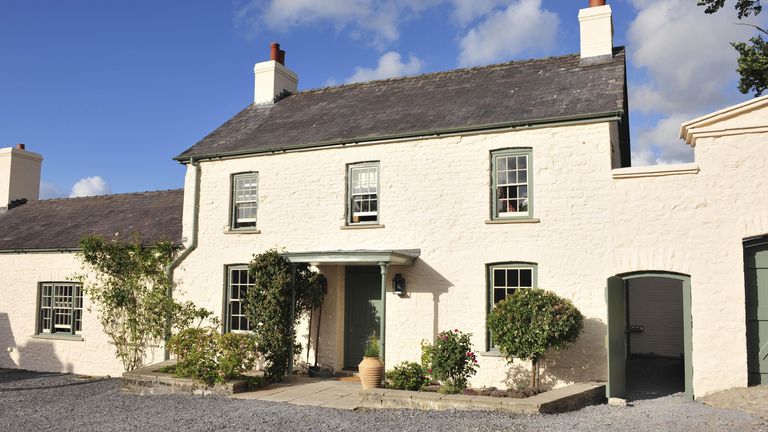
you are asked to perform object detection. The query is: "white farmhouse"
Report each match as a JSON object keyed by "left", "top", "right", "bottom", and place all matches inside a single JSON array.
[{"left": 1, "top": 1, "right": 767, "bottom": 400}]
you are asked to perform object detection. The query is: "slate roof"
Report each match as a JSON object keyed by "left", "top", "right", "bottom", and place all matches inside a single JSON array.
[
  {"left": 0, "top": 189, "right": 183, "bottom": 251},
  {"left": 176, "top": 48, "right": 627, "bottom": 160}
]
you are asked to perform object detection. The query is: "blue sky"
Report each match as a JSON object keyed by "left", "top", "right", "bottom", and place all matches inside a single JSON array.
[{"left": 0, "top": 0, "right": 763, "bottom": 198}]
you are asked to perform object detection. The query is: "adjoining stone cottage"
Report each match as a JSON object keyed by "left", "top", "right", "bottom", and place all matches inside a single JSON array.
[{"left": 1, "top": 1, "right": 767, "bottom": 400}]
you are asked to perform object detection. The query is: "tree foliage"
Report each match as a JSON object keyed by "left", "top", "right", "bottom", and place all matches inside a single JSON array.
[
  {"left": 698, "top": 0, "right": 768, "bottom": 96},
  {"left": 244, "top": 249, "right": 325, "bottom": 382},
  {"left": 167, "top": 327, "right": 259, "bottom": 385},
  {"left": 487, "top": 289, "right": 584, "bottom": 389},
  {"left": 77, "top": 235, "right": 211, "bottom": 371}
]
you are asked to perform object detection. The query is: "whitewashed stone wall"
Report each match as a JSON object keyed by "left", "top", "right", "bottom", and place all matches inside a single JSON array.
[
  {"left": 174, "top": 118, "right": 768, "bottom": 398},
  {"left": 0, "top": 253, "right": 157, "bottom": 376}
]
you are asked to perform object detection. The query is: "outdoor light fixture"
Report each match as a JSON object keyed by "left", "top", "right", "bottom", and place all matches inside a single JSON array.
[
  {"left": 318, "top": 274, "right": 328, "bottom": 292},
  {"left": 393, "top": 273, "right": 406, "bottom": 296}
]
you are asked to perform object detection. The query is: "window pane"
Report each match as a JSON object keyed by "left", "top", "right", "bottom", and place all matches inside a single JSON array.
[
  {"left": 518, "top": 156, "right": 527, "bottom": 169},
  {"left": 493, "top": 269, "right": 505, "bottom": 287},
  {"left": 494, "top": 289, "right": 506, "bottom": 304},
  {"left": 507, "top": 269, "right": 519, "bottom": 287},
  {"left": 520, "top": 269, "right": 533, "bottom": 287},
  {"left": 507, "top": 157, "right": 517, "bottom": 170}
]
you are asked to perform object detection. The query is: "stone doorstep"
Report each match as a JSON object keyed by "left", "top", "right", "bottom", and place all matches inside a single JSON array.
[{"left": 360, "top": 382, "right": 606, "bottom": 414}]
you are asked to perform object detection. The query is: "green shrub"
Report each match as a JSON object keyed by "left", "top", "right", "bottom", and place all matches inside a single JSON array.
[
  {"left": 487, "top": 288, "right": 584, "bottom": 389},
  {"left": 426, "top": 329, "right": 478, "bottom": 392},
  {"left": 245, "top": 249, "right": 326, "bottom": 382},
  {"left": 385, "top": 361, "right": 429, "bottom": 391},
  {"left": 363, "top": 335, "right": 380, "bottom": 358},
  {"left": 167, "top": 328, "right": 259, "bottom": 385}
]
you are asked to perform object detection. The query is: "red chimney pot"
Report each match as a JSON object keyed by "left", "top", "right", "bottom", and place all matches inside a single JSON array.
[
  {"left": 589, "top": 0, "right": 606, "bottom": 6},
  {"left": 15, "top": 144, "right": 25, "bottom": 150},
  {"left": 270, "top": 42, "right": 280, "bottom": 61}
]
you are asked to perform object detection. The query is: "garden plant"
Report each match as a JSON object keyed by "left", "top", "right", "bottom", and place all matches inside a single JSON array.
[{"left": 487, "top": 288, "right": 584, "bottom": 389}]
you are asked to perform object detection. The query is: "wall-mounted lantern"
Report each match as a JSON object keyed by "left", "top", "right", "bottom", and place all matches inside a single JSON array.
[
  {"left": 318, "top": 274, "right": 328, "bottom": 293},
  {"left": 393, "top": 273, "right": 406, "bottom": 296}
]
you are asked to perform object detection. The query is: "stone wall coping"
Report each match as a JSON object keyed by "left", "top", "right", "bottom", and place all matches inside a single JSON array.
[
  {"left": 611, "top": 163, "right": 699, "bottom": 179},
  {"left": 360, "top": 381, "right": 606, "bottom": 413}
]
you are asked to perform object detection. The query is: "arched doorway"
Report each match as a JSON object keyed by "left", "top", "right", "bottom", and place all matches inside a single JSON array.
[{"left": 606, "top": 272, "right": 693, "bottom": 400}]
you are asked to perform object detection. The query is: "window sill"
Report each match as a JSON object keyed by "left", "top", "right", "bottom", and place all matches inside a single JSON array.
[
  {"left": 479, "top": 350, "right": 503, "bottom": 357},
  {"left": 340, "top": 224, "right": 385, "bottom": 230},
  {"left": 485, "top": 218, "right": 540, "bottom": 224},
  {"left": 224, "top": 229, "right": 261, "bottom": 234},
  {"left": 32, "top": 334, "right": 84, "bottom": 342}
]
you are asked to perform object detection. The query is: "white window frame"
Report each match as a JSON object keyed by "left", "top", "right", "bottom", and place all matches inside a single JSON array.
[
  {"left": 492, "top": 149, "right": 533, "bottom": 220},
  {"left": 487, "top": 263, "right": 537, "bottom": 349},
  {"left": 231, "top": 172, "right": 259, "bottom": 230},
  {"left": 38, "top": 282, "right": 83, "bottom": 336},
  {"left": 225, "top": 265, "right": 254, "bottom": 333},
  {"left": 347, "top": 162, "right": 380, "bottom": 225}
]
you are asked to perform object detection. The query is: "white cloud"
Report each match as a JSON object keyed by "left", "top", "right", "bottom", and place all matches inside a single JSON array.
[
  {"left": 450, "top": 0, "right": 510, "bottom": 25},
  {"left": 632, "top": 115, "right": 694, "bottom": 166},
  {"left": 457, "top": 0, "right": 559, "bottom": 66},
  {"left": 69, "top": 176, "right": 111, "bottom": 198},
  {"left": 39, "top": 181, "right": 65, "bottom": 200},
  {"left": 345, "top": 52, "right": 423, "bottom": 83},
  {"left": 236, "top": 0, "right": 442, "bottom": 46},
  {"left": 627, "top": 0, "right": 762, "bottom": 164}
]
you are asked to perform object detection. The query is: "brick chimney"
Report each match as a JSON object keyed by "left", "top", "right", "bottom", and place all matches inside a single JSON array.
[
  {"left": 579, "top": 0, "right": 614, "bottom": 60},
  {"left": 253, "top": 42, "right": 298, "bottom": 105},
  {"left": 0, "top": 144, "right": 42, "bottom": 210}
]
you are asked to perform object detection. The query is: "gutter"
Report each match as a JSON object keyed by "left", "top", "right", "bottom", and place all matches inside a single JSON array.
[
  {"left": 164, "top": 158, "right": 201, "bottom": 360},
  {"left": 174, "top": 111, "right": 624, "bottom": 163}
]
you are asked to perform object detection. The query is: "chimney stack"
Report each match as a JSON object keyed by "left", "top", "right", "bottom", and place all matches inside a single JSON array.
[
  {"left": 254, "top": 42, "right": 298, "bottom": 105},
  {"left": 0, "top": 144, "right": 42, "bottom": 210},
  {"left": 579, "top": 0, "right": 614, "bottom": 60}
]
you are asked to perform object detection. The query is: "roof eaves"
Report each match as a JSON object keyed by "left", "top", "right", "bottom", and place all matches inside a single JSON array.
[{"left": 174, "top": 110, "right": 624, "bottom": 163}]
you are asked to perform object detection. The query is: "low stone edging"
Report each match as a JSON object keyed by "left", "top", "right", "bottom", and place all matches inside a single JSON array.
[
  {"left": 122, "top": 360, "right": 248, "bottom": 396},
  {"left": 360, "top": 382, "right": 606, "bottom": 414}
]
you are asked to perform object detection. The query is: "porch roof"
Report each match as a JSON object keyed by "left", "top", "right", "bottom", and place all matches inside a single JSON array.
[{"left": 284, "top": 249, "right": 420, "bottom": 266}]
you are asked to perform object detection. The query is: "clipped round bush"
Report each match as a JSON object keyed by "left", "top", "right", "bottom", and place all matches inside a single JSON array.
[
  {"left": 425, "top": 329, "right": 478, "bottom": 393},
  {"left": 487, "top": 288, "right": 584, "bottom": 389},
  {"left": 385, "top": 361, "right": 430, "bottom": 391}
]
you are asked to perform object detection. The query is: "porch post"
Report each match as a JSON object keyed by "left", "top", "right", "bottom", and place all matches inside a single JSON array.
[{"left": 378, "top": 262, "right": 389, "bottom": 362}]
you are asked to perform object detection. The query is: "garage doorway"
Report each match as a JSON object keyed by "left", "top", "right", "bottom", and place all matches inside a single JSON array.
[{"left": 606, "top": 273, "right": 693, "bottom": 400}]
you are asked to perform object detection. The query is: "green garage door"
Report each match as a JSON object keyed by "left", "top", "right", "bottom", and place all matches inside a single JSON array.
[{"left": 746, "top": 241, "right": 768, "bottom": 385}]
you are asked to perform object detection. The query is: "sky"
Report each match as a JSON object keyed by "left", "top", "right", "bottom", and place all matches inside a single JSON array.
[{"left": 0, "top": 0, "right": 764, "bottom": 198}]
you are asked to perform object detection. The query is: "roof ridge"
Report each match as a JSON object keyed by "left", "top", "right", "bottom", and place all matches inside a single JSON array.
[
  {"left": 35, "top": 188, "right": 183, "bottom": 204},
  {"left": 294, "top": 49, "right": 620, "bottom": 96}
]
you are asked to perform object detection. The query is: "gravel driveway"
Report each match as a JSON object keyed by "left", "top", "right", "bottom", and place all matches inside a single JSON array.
[{"left": 1, "top": 370, "right": 765, "bottom": 432}]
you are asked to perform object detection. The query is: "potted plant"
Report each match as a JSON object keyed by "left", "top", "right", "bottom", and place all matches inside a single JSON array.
[{"left": 358, "top": 335, "right": 384, "bottom": 389}]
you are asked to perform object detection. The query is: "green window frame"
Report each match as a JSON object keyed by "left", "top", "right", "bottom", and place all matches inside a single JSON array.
[
  {"left": 225, "top": 265, "right": 254, "bottom": 333},
  {"left": 37, "top": 282, "right": 83, "bottom": 336},
  {"left": 347, "top": 162, "right": 380, "bottom": 225},
  {"left": 230, "top": 172, "right": 259, "bottom": 230},
  {"left": 486, "top": 262, "right": 538, "bottom": 349},
  {"left": 491, "top": 148, "right": 533, "bottom": 220}
]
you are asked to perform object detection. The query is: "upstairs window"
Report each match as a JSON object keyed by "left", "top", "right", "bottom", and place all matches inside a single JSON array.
[
  {"left": 38, "top": 282, "right": 83, "bottom": 336},
  {"left": 348, "top": 163, "right": 379, "bottom": 224},
  {"left": 226, "top": 266, "right": 254, "bottom": 333},
  {"left": 492, "top": 149, "right": 532, "bottom": 219},
  {"left": 231, "top": 173, "right": 259, "bottom": 229}
]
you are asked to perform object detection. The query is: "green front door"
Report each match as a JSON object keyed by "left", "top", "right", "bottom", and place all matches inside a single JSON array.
[
  {"left": 344, "top": 266, "right": 382, "bottom": 369},
  {"left": 745, "top": 241, "right": 768, "bottom": 385},
  {"left": 606, "top": 276, "right": 627, "bottom": 399}
]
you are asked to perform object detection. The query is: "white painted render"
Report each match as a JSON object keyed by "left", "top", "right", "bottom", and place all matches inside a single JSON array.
[
  {"left": 253, "top": 60, "right": 298, "bottom": 105},
  {"left": 627, "top": 277, "right": 683, "bottom": 357},
  {"left": 0, "top": 147, "right": 42, "bottom": 208},
  {"left": 168, "top": 98, "right": 768, "bottom": 398},
  {"left": 578, "top": 5, "right": 614, "bottom": 59},
  {"left": 0, "top": 253, "right": 160, "bottom": 376}
]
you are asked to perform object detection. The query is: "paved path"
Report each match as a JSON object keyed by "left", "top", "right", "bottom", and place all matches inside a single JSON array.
[
  {"left": 701, "top": 385, "right": 768, "bottom": 420},
  {"left": 232, "top": 377, "right": 363, "bottom": 410}
]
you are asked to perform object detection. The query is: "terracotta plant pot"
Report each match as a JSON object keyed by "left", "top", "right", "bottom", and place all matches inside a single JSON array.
[{"left": 358, "top": 356, "right": 384, "bottom": 389}]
